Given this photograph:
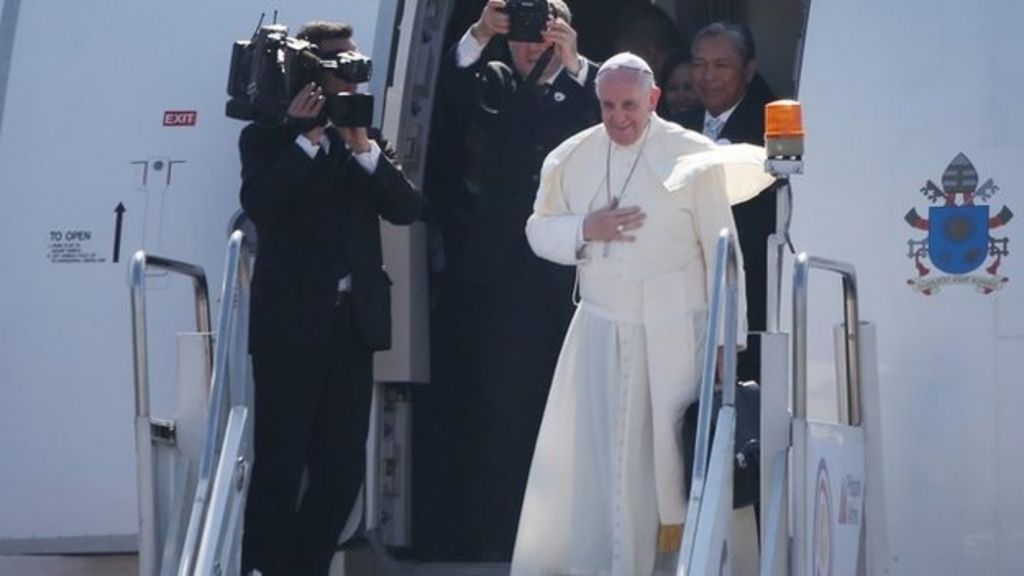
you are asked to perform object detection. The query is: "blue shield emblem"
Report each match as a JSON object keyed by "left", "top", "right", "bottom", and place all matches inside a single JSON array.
[
  {"left": 928, "top": 205, "right": 989, "bottom": 274},
  {"left": 906, "top": 153, "right": 1013, "bottom": 295}
]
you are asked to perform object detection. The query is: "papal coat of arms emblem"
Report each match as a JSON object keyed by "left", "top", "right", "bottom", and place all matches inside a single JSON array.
[{"left": 905, "top": 153, "right": 1013, "bottom": 295}]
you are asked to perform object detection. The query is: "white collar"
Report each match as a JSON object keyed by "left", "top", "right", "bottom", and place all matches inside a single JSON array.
[{"left": 703, "top": 94, "right": 746, "bottom": 128}]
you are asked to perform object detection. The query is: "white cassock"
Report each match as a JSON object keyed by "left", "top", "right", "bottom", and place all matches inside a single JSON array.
[{"left": 511, "top": 115, "right": 774, "bottom": 576}]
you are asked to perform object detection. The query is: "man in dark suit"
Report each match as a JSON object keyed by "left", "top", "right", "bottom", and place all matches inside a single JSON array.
[
  {"left": 675, "top": 21, "right": 777, "bottom": 384},
  {"left": 238, "top": 21, "right": 422, "bottom": 576},
  {"left": 433, "top": 0, "right": 601, "bottom": 560}
]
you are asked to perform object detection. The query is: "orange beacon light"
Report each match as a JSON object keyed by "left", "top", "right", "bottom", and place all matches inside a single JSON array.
[
  {"left": 765, "top": 99, "right": 804, "bottom": 158},
  {"left": 764, "top": 99, "right": 804, "bottom": 177}
]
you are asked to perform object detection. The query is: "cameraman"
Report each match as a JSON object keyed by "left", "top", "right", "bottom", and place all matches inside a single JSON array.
[
  {"left": 238, "top": 20, "right": 422, "bottom": 576},
  {"left": 435, "top": 0, "right": 600, "bottom": 561}
]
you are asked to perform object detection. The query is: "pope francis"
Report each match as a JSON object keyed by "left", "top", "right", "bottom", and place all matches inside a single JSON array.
[{"left": 510, "top": 52, "right": 774, "bottom": 575}]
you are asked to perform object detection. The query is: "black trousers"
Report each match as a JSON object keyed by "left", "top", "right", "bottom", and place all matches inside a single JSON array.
[
  {"left": 465, "top": 270, "right": 575, "bottom": 561},
  {"left": 241, "top": 297, "right": 373, "bottom": 576}
]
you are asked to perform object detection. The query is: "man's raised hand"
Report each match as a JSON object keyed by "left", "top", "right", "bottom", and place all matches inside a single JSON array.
[
  {"left": 288, "top": 82, "right": 325, "bottom": 142},
  {"left": 543, "top": 18, "right": 581, "bottom": 76},
  {"left": 582, "top": 198, "right": 647, "bottom": 243},
  {"left": 470, "top": 0, "right": 509, "bottom": 44}
]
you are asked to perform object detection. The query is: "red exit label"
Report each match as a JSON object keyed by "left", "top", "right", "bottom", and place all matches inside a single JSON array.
[{"left": 163, "top": 110, "right": 197, "bottom": 127}]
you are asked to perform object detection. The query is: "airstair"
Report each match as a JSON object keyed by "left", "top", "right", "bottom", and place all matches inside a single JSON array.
[
  {"left": 677, "top": 136, "right": 886, "bottom": 575},
  {"left": 127, "top": 232, "right": 886, "bottom": 576},
  {"left": 677, "top": 235, "right": 883, "bottom": 576},
  {"left": 126, "top": 126, "right": 887, "bottom": 576},
  {"left": 130, "top": 231, "right": 254, "bottom": 576},
  {"left": 128, "top": 232, "right": 511, "bottom": 576}
]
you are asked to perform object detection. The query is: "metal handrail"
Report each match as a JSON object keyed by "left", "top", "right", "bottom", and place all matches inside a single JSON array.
[
  {"left": 131, "top": 254, "right": 212, "bottom": 416},
  {"left": 178, "top": 230, "right": 250, "bottom": 576},
  {"left": 766, "top": 176, "right": 795, "bottom": 335},
  {"left": 194, "top": 405, "right": 251, "bottom": 576},
  {"left": 228, "top": 238, "right": 252, "bottom": 416},
  {"left": 130, "top": 252, "right": 211, "bottom": 576},
  {"left": 790, "top": 253, "right": 862, "bottom": 576},
  {"left": 194, "top": 231, "right": 254, "bottom": 576},
  {"left": 679, "top": 228, "right": 741, "bottom": 571},
  {"left": 792, "top": 252, "right": 861, "bottom": 425},
  {"left": 758, "top": 451, "right": 788, "bottom": 576},
  {"left": 766, "top": 232, "right": 785, "bottom": 334}
]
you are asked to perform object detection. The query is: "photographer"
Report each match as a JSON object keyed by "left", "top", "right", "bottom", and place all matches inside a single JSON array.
[
  {"left": 237, "top": 20, "right": 422, "bottom": 576},
  {"left": 434, "top": 0, "right": 601, "bottom": 561}
]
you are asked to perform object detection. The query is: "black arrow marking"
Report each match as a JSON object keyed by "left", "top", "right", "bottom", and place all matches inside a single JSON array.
[{"left": 113, "top": 202, "right": 125, "bottom": 263}]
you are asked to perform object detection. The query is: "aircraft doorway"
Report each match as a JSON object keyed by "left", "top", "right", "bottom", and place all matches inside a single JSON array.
[{"left": 409, "top": 0, "right": 804, "bottom": 563}]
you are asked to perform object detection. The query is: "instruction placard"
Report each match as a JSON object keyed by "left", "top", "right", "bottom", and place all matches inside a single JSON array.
[{"left": 47, "top": 230, "right": 107, "bottom": 264}]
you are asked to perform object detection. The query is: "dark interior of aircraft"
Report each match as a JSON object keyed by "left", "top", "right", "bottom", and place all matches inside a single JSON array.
[{"left": 409, "top": 0, "right": 803, "bottom": 562}]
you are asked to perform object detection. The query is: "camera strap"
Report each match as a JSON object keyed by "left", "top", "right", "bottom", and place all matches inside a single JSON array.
[{"left": 524, "top": 45, "right": 556, "bottom": 86}]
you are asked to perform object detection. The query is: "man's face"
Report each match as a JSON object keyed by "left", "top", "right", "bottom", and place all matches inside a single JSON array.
[
  {"left": 316, "top": 37, "right": 358, "bottom": 95},
  {"left": 598, "top": 69, "right": 660, "bottom": 146},
  {"left": 509, "top": 39, "right": 560, "bottom": 82},
  {"left": 691, "top": 34, "right": 755, "bottom": 116}
]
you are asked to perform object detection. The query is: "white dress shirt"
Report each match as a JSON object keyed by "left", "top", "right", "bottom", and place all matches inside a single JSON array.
[{"left": 294, "top": 131, "right": 381, "bottom": 173}]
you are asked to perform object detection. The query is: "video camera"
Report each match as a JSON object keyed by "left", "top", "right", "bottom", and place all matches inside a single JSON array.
[
  {"left": 503, "top": 0, "right": 553, "bottom": 43},
  {"left": 226, "top": 23, "right": 374, "bottom": 127}
]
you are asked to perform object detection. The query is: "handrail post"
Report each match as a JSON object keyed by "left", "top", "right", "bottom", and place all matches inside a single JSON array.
[
  {"left": 722, "top": 236, "right": 739, "bottom": 407},
  {"left": 129, "top": 250, "right": 211, "bottom": 576},
  {"left": 841, "top": 274, "right": 861, "bottom": 426},
  {"left": 790, "top": 253, "right": 862, "bottom": 576},
  {"left": 792, "top": 253, "right": 861, "bottom": 425},
  {"left": 792, "top": 253, "right": 809, "bottom": 420},
  {"left": 229, "top": 238, "right": 253, "bottom": 409},
  {"left": 130, "top": 252, "right": 151, "bottom": 424},
  {"left": 766, "top": 232, "right": 786, "bottom": 334},
  {"left": 679, "top": 228, "right": 742, "bottom": 573},
  {"left": 192, "top": 231, "right": 255, "bottom": 575},
  {"left": 691, "top": 232, "right": 729, "bottom": 494},
  {"left": 180, "top": 230, "right": 250, "bottom": 575},
  {"left": 129, "top": 252, "right": 157, "bottom": 576},
  {"left": 766, "top": 175, "right": 794, "bottom": 334}
]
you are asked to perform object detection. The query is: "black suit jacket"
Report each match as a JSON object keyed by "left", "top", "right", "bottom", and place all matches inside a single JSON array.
[
  {"left": 442, "top": 47, "right": 601, "bottom": 297},
  {"left": 239, "top": 123, "right": 423, "bottom": 352},
  {"left": 676, "top": 76, "right": 777, "bottom": 333}
]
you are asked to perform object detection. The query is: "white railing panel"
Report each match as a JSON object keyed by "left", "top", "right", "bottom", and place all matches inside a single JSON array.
[
  {"left": 194, "top": 406, "right": 251, "bottom": 576},
  {"left": 688, "top": 409, "right": 736, "bottom": 576}
]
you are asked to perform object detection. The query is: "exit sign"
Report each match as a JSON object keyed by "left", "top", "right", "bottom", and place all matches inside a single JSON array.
[{"left": 163, "top": 110, "right": 197, "bottom": 127}]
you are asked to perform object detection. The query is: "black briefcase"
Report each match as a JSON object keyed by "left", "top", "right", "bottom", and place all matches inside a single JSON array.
[{"left": 681, "top": 381, "right": 760, "bottom": 509}]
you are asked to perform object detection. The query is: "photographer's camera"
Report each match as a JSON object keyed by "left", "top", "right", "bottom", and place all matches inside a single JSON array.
[{"left": 503, "top": 0, "right": 552, "bottom": 43}]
